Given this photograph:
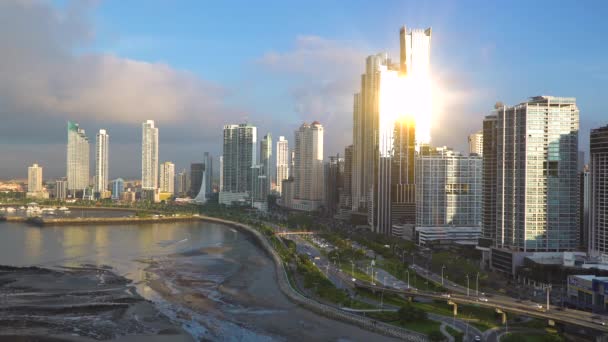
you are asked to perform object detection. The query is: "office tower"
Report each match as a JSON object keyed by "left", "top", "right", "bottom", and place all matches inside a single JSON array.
[
  {"left": 589, "top": 125, "right": 608, "bottom": 257},
  {"left": 482, "top": 115, "right": 498, "bottom": 242},
  {"left": 219, "top": 157, "right": 224, "bottom": 192},
  {"left": 95, "top": 129, "right": 109, "bottom": 194},
  {"left": 66, "top": 121, "right": 90, "bottom": 193},
  {"left": 340, "top": 145, "right": 353, "bottom": 211},
  {"left": 55, "top": 179, "right": 67, "bottom": 200},
  {"left": 110, "top": 178, "right": 124, "bottom": 200},
  {"left": 141, "top": 120, "right": 159, "bottom": 190},
  {"left": 399, "top": 25, "right": 432, "bottom": 145},
  {"left": 324, "top": 155, "right": 344, "bottom": 216},
  {"left": 190, "top": 163, "right": 204, "bottom": 196},
  {"left": 416, "top": 147, "right": 482, "bottom": 227},
  {"left": 290, "top": 149, "right": 295, "bottom": 169},
  {"left": 351, "top": 25, "right": 431, "bottom": 234},
  {"left": 203, "top": 152, "right": 213, "bottom": 195},
  {"left": 256, "top": 133, "right": 272, "bottom": 201},
  {"left": 27, "top": 163, "right": 43, "bottom": 193},
  {"left": 580, "top": 168, "right": 590, "bottom": 251},
  {"left": 292, "top": 122, "right": 324, "bottom": 211},
  {"left": 160, "top": 162, "right": 175, "bottom": 194},
  {"left": 220, "top": 123, "right": 257, "bottom": 205},
  {"left": 495, "top": 96, "right": 579, "bottom": 251},
  {"left": 276, "top": 136, "right": 289, "bottom": 195},
  {"left": 468, "top": 130, "right": 483, "bottom": 156},
  {"left": 578, "top": 151, "right": 586, "bottom": 172},
  {"left": 176, "top": 170, "right": 188, "bottom": 196}
]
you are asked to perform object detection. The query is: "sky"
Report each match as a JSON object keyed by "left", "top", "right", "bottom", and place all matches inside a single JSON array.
[{"left": 1, "top": 0, "right": 607, "bottom": 179}]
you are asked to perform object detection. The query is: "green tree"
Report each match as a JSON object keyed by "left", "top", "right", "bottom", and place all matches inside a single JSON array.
[{"left": 397, "top": 302, "right": 427, "bottom": 323}]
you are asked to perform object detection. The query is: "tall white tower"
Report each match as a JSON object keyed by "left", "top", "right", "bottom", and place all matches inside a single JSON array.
[
  {"left": 95, "top": 129, "right": 109, "bottom": 193},
  {"left": 28, "top": 163, "right": 43, "bottom": 193},
  {"left": 141, "top": 120, "right": 159, "bottom": 190},
  {"left": 66, "top": 121, "right": 90, "bottom": 192},
  {"left": 293, "top": 121, "right": 324, "bottom": 211},
  {"left": 276, "top": 136, "right": 289, "bottom": 195},
  {"left": 160, "top": 161, "right": 175, "bottom": 194}
]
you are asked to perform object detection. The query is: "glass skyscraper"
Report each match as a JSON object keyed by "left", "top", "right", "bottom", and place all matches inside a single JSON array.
[
  {"left": 66, "top": 121, "right": 90, "bottom": 192},
  {"left": 141, "top": 120, "right": 159, "bottom": 190},
  {"left": 494, "top": 96, "right": 579, "bottom": 251},
  {"left": 589, "top": 125, "right": 608, "bottom": 257}
]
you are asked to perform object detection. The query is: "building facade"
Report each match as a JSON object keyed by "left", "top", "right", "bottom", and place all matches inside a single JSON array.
[
  {"left": 292, "top": 121, "right": 324, "bottom": 211},
  {"left": 495, "top": 96, "right": 579, "bottom": 251},
  {"left": 66, "top": 121, "right": 90, "bottom": 192},
  {"left": 590, "top": 125, "right": 608, "bottom": 257},
  {"left": 110, "top": 178, "right": 124, "bottom": 200},
  {"left": 176, "top": 170, "right": 188, "bottom": 196},
  {"left": 55, "top": 179, "right": 67, "bottom": 200},
  {"left": 468, "top": 130, "right": 483, "bottom": 156},
  {"left": 190, "top": 163, "right": 204, "bottom": 197},
  {"left": 276, "top": 136, "right": 289, "bottom": 195},
  {"left": 141, "top": 120, "right": 159, "bottom": 190},
  {"left": 160, "top": 161, "right": 175, "bottom": 194},
  {"left": 324, "top": 155, "right": 344, "bottom": 216},
  {"left": 220, "top": 123, "right": 257, "bottom": 205},
  {"left": 95, "top": 129, "right": 109, "bottom": 194},
  {"left": 416, "top": 147, "right": 482, "bottom": 227},
  {"left": 27, "top": 163, "right": 43, "bottom": 193},
  {"left": 203, "top": 152, "right": 213, "bottom": 196},
  {"left": 482, "top": 115, "right": 498, "bottom": 242}
]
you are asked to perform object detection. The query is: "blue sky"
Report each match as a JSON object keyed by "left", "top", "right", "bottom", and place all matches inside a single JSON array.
[{"left": 1, "top": 0, "right": 607, "bottom": 178}]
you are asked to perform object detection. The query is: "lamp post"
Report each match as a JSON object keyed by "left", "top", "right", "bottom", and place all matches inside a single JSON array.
[
  {"left": 441, "top": 265, "right": 446, "bottom": 286},
  {"left": 466, "top": 274, "right": 470, "bottom": 297},
  {"left": 351, "top": 260, "right": 355, "bottom": 279},
  {"left": 406, "top": 270, "right": 410, "bottom": 289},
  {"left": 476, "top": 272, "right": 480, "bottom": 296}
]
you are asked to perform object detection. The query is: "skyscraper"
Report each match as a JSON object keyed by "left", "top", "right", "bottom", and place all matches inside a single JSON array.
[
  {"left": 494, "top": 96, "right": 579, "bottom": 251},
  {"left": 340, "top": 145, "right": 353, "bottom": 211},
  {"left": 589, "top": 125, "right": 608, "bottom": 258},
  {"left": 324, "top": 155, "right": 344, "bottom": 216},
  {"left": 55, "top": 179, "right": 67, "bottom": 200},
  {"left": 190, "top": 163, "right": 204, "bottom": 197},
  {"left": 141, "top": 120, "right": 159, "bottom": 190},
  {"left": 95, "top": 129, "right": 109, "bottom": 194},
  {"left": 220, "top": 123, "right": 257, "bottom": 205},
  {"left": 27, "top": 163, "right": 43, "bottom": 193},
  {"left": 160, "top": 162, "right": 175, "bottom": 194},
  {"left": 176, "top": 169, "right": 188, "bottom": 196},
  {"left": 258, "top": 133, "right": 272, "bottom": 200},
  {"left": 66, "top": 121, "right": 90, "bottom": 193},
  {"left": 203, "top": 152, "right": 213, "bottom": 195},
  {"left": 110, "top": 178, "right": 124, "bottom": 200},
  {"left": 468, "top": 130, "right": 483, "bottom": 156},
  {"left": 416, "top": 147, "right": 482, "bottom": 227},
  {"left": 481, "top": 114, "right": 498, "bottom": 243},
  {"left": 276, "top": 136, "right": 289, "bottom": 195},
  {"left": 291, "top": 122, "right": 324, "bottom": 211},
  {"left": 351, "top": 25, "right": 431, "bottom": 234}
]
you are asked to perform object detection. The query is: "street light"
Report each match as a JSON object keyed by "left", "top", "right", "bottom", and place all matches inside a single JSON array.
[
  {"left": 406, "top": 270, "right": 410, "bottom": 289},
  {"left": 476, "top": 272, "right": 480, "bottom": 296},
  {"left": 441, "top": 265, "right": 446, "bottom": 286},
  {"left": 465, "top": 274, "right": 470, "bottom": 297}
]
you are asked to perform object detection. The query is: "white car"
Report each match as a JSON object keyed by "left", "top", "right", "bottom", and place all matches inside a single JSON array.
[
  {"left": 441, "top": 293, "right": 451, "bottom": 298},
  {"left": 478, "top": 297, "right": 489, "bottom": 302}
]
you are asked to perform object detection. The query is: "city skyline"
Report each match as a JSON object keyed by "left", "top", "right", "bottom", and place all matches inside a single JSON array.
[{"left": 1, "top": 1, "right": 607, "bottom": 179}]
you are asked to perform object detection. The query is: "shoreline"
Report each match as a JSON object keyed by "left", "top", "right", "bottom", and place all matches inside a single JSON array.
[{"left": 4, "top": 215, "right": 200, "bottom": 226}]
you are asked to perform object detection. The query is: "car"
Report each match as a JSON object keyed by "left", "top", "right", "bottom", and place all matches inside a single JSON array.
[
  {"left": 478, "top": 297, "right": 489, "bottom": 302},
  {"left": 474, "top": 336, "right": 481, "bottom": 341},
  {"left": 593, "top": 320, "right": 606, "bottom": 326},
  {"left": 441, "top": 293, "right": 451, "bottom": 298}
]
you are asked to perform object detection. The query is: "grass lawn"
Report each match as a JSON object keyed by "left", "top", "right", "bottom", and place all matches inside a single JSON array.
[
  {"left": 365, "top": 312, "right": 442, "bottom": 336},
  {"left": 445, "top": 325, "right": 464, "bottom": 342}
]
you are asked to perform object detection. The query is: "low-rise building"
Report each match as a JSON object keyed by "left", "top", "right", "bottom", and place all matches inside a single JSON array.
[
  {"left": 413, "top": 226, "right": 481, "bottom": 246},
  {"left": 567, "top": 275, "right": 608, "bottom": 311}
]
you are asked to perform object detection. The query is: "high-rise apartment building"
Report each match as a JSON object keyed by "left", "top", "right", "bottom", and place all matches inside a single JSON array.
[
  {"left": 276, "top": 136, "right": 289, "bottom": 195},
  {"left": 55, "top": 179, "right": 67, "bottom": 200},
  {"left": 110, "top": 178, "right": 124, "bottom": 200},
  {"left": 190, "top": 163, "right": 204, "bottom": 197},
  {"left": 176, "top": 170, "right": 188, "bottom": 196},
  {"left": 203, "top": 152, "right": 213, "bottom": 195},
  {"left": 220, "top": 123, "right": 257, "bottom": 205},
  {"left": 589, "top": 125, "right": 608, "bottom": 257},
  {"left": 324, "top": 155, "right": 344, "bottom": 216},
  {"left": 27, "top": 163, "right": 43, "bottom": 193},
  {"left": 66, "top": 121, "right": 90, "bottom": 193},
  {"left": 481, "top": 115, "right": 498, "bottom": 243},
  {"left": 468, "top": 130, "right": 483, "bottom": 156},
  {"left": 219, "top": 156, "right": 224, "bottom": 192},
  {"left": 340, "top": 145, "right": 353, "bottom": 211},
  {"left": 141, "top": 120, "right": 159, "bottom": 190},
  {"left": 292, "top": 122, "right": 324, "bottom": 211},
  {"left": 494, "top": 96, "right": 579, "bottom": 251},
  {"left": 416, "top": 147, "right": 482, "bottom": 227},
  {"left": 160, "top": 162, "right": 175, "bottom": 194},
  {"left": 95, "top": 129, "right": 109, "bottom": 194},
  {"left": 254, "top": 133, "right": 272, "bottom": 202}
]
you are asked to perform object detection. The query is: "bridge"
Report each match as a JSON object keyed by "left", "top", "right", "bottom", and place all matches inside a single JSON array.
[
  {"left": 275, "top": 231, "right": 317, "bottom": 236},
  {"left": 352, "top": 280, "right": 608, "bottom": 333}
]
